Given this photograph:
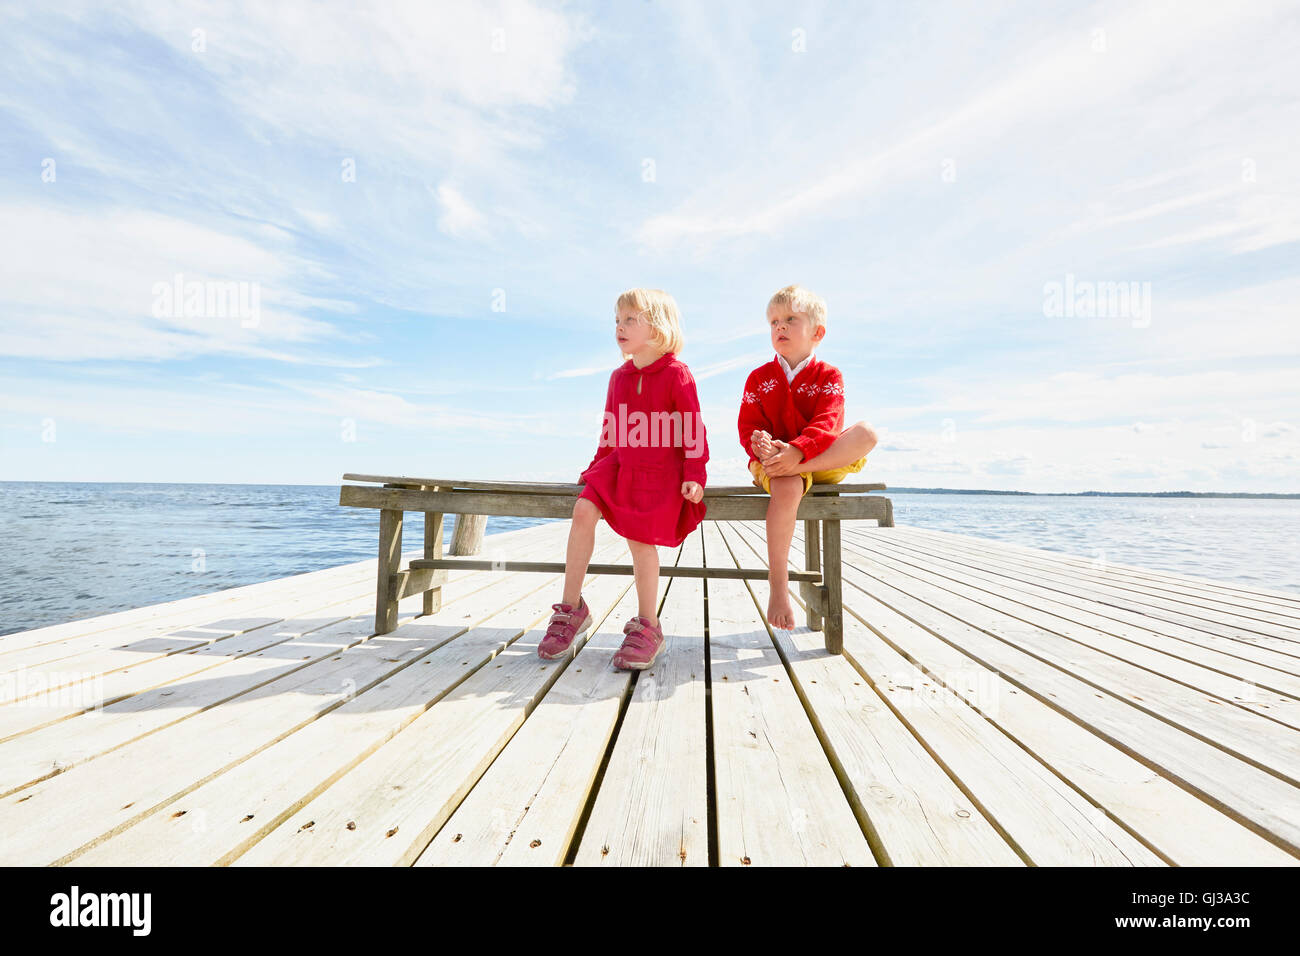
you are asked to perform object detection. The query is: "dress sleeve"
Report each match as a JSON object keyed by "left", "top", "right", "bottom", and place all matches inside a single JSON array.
[
  {"left": 787, "top": 367, "right": 846, "bottom": 463},
  {"left": 737, "top": 370, "right": 769, "bottom": 463},
  {"left": 672, "top": 366, "right": 709, "bottom": 486},
  {"left": 578, "top": 370, "right": 618, "bottom": 483}
]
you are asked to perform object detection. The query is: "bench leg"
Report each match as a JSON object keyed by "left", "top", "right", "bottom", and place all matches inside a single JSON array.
[
  {"left": 423, "top": 510, "right": 444, "bottom": 615},
  {"left": 822, "top": 518, "right": 843, "bottom": 654},
  {"left": 375, "top": 508, "right": 402, "bottom": 635},
  {"left": 804, "top": 518, "right": 822, "bottom": 631},
  {"left": 882, "top": 497, "right": 894, "bottom": 528}
]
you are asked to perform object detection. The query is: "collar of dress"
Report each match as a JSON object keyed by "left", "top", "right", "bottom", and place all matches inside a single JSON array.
[{"left": 620, "top": 351, "right": 676, "bottom": 375}]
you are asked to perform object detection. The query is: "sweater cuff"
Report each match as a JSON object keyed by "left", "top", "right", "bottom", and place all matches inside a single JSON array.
[{"left": 788, "top": 436, "right": 814, "bottom": 462}]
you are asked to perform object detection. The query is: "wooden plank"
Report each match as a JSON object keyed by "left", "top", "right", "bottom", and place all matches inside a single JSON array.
[
  {"left": 823, "top": 518, "right": 844, "bottom": 654},
  {"left": 0, "top": 561, "right": 388, "bottom": 673},
  {"left": 1, "top": 606, "right": 355, "bottom": 745},
  {"left": 841, "top": 530, "right": 1300, "bottom": 711},
  {"left": 413, "top": 580, "right": 671, "bottom": 865},
  {"left": 828, "top": 536, "right": 1300, "bottom": 781},
  {"left": 408, "top": 558, "right": 821, "bottom": 583},
  {"left": 0, "top": 520, "right": 554, "bottom": 654},
  {"left": 896, "top": 524, "right": 1300, "bottom": 613},
  {"left": 340, "top": 484, "right": 890, "bottom": 522},
  {"left": 0, "top": 527, "right": 632, "bottom": 865},
  {"left": 735, "top": 519, "right": 1300, "bottom": 865},
  {"left": 702, "top": 523, "right": 876, "bottom": 866},
  {"left": 856, "top": 531, "right": 1300, "bottom": 677},
  {"left": 804, "top": 519, "right": 822, "bottom": 631},
  {"left": 374, "top": 508, "right": 403, "bottom": 634},
  {"left": 887, "top": 525, "right": 1300, "bottom": 629},
  {"left": 887, "top": 527, "right": 1300, "bottom": 641},
  {"left": 69, "top": 537, "right": 636, "bottom": 866},
  {"left": 0, "top": 529, "right": 572, "bottom": 743},
  {"left": 571, "top": 530, "right": 709, "bottom": 866},
  {"left": 3, "top": 579, "right": 380, "bottom": 698},
  {"left": 716, "top": 523, "right": 1023, "bottom": 865},
  {"left": 226, "top": 539, "right": 668, "bottom": 866},
  {"left": 0, "top": 554, "right": 383, "bottom": 652},
  {"left": 723, "top": 522, "right": 1165, "bottom": 866},
  {"left": 1, "top": 526, "right": 569, "bottom": 687},
  {"left": 739, "top": 520, "right": 1300, "bottom": 856},
  {"left": 423, "top": 510, "right": 444, "bottom": 615},
  {"left": 343, "top": 473, "right": 886, "bottom": 496}
]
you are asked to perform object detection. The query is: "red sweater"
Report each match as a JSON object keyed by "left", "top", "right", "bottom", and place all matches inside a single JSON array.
[{"left": 737, "top": 354, "right": 847, "bottom": 464}]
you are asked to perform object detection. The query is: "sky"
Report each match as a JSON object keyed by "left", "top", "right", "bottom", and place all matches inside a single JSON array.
[{"left": 1, "top": 0, "right": 1298, "bottom": 493}]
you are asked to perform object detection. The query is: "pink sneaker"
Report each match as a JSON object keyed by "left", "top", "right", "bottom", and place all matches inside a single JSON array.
[
  {"left": 611, "top": 616, "right": 665, "bottom": 670},
  {"left": 537, "top": 597, "right": 593, "bottom": 660}
]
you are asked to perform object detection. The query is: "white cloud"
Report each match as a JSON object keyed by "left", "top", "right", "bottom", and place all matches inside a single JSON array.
[
  {"left": 0, "top": 204, "right": 363, "bottom": 364},
  {"left": 433, "top": 183, "right": 488, "bottom": 239},
  {"left": 633, "top": 0, "right": 1300, "bottom": 268}
]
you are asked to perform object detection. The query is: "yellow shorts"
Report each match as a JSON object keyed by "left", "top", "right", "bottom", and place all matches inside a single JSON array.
[{"left": 749, "top": 455, "right": 867, "bottom": 496}]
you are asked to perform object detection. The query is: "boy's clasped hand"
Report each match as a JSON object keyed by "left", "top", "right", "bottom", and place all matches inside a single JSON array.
[{"left": 750, "top": 429, "right": 804, "bottom": 477}]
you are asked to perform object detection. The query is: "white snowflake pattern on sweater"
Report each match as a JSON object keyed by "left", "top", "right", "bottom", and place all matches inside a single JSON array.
[
  {"left": 742, "top": 390, "right": 759, "bottom": 404},
  {"left": 756, "top": 378, "right": 778, "bottom": 395}
]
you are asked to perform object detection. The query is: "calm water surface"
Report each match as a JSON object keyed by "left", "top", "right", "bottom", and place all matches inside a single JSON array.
[{"left": 1, "top": 482, "right": 1296, "bottom": 636}]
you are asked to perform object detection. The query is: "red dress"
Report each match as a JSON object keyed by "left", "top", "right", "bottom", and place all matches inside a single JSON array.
[{"left": 577, "top": 351, "right": 709, "bottom": 547}]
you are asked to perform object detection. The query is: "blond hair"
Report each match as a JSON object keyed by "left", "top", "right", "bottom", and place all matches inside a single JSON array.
[
  {"left": 616, "top": 287, "right": 684, "bottom": 357},
  {"left": 768, "top": 284, "right": 827, "bottom": 333}
]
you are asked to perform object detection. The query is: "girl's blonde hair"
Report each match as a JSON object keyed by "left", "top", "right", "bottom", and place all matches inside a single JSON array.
[{"left": 616, "top": 287, "right": 684, "bottom": 358}]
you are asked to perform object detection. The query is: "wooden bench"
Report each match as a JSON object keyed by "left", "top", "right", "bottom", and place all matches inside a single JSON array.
[{"left": 338, "top": 474, "right": 893, "bottom": 654}]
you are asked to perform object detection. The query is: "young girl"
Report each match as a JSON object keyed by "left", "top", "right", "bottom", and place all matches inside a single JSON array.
[{"left": 537, "top": 288, "right": 709, "bottom": 670}]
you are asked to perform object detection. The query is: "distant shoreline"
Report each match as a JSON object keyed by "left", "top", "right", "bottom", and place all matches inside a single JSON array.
[
  {"left": 1, "top": 480, "right": 1297, "bottom": 499},
  {"left": 887, "top": 488, "right": 1300, "bottom": 499}
]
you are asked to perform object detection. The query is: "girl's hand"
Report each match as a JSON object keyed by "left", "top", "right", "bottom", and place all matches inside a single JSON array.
[
  {"left": 761, "top": 440, "right": 804, "bottom": 477},
  {"left": 681, "top": 481, "right": 703, "bottom": 504}
]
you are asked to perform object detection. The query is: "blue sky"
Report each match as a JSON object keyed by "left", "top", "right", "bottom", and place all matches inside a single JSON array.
[{"left": 2, "top": 0, "right": 1297, "bottom": 492}]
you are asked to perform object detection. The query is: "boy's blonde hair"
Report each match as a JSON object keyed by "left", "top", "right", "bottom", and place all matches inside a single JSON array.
[
  {"left": 616, "top": 287, "right": 684, "bottom": 356},
  {"left": 768, "top": 284, "right": 827, "bottom": 333}
]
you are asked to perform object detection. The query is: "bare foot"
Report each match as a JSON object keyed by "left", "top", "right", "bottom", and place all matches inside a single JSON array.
[{"left": 767, "top": 588, "right": 796, "bottom": 630}]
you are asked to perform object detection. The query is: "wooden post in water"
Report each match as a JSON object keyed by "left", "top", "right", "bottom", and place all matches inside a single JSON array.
[{"left": 451, "top": 513, "right": 487, "bottom": 555}]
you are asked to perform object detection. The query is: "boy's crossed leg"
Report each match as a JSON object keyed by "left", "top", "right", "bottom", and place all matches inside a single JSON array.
[{"left": 792, "top": 421, "right": 877, "bottom": 475}]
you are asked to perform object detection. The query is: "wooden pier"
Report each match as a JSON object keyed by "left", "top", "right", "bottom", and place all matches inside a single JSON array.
[{"left": 2, "top": 519, "right": 1299, "bottom": 866}]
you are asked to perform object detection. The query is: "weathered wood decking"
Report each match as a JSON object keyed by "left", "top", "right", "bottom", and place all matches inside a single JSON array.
[{"left": 2, "top": 519, "right": 1299, "bottom": 866}]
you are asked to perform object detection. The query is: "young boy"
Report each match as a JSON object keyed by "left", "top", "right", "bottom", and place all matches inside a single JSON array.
[{"left": 737, "top": 284, "right": 878, "bottom": 630}]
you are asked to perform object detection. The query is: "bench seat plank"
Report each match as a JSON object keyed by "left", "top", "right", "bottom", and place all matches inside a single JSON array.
[
  {"left": 344, "top": 473, "right": 886, "bottom": 496},
  {"left": 341, "top": 484, "right": 890, "bottom": 522}
]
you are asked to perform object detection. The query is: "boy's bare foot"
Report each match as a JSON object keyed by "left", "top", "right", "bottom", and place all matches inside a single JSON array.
[{"left": 767, "top": 589, "right": 796, "bottom": 630}]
